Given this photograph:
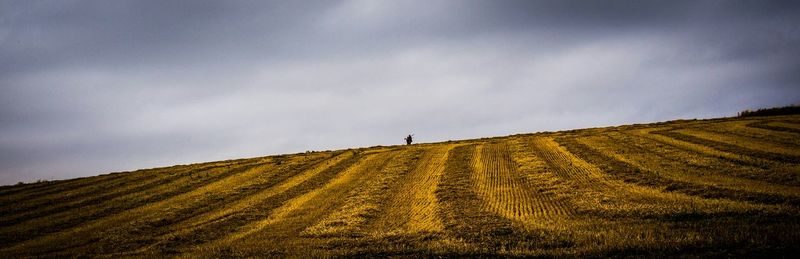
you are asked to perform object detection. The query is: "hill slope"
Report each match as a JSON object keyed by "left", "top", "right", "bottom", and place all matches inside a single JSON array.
[{"left": 2, "top": 115, "right": 800, "bottom": 257}]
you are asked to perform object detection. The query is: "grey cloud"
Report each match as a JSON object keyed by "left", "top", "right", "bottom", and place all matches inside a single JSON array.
[{"left": 1, "top": 0, "right": 799, "bottom": 184}]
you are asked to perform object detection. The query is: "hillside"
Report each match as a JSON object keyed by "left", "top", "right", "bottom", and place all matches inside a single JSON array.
[{"left": 1, "top": 115, "right": 800, "bottom": 257}]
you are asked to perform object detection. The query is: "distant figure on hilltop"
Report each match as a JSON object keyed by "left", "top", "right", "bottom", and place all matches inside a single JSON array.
[{"left": 405, "top": 134, "right": 413, "bottom": 145}]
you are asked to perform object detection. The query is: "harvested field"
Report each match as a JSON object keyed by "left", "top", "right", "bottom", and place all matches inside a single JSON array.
[{"left": 2, "top": 115, "right": 800, "bottom": 257}]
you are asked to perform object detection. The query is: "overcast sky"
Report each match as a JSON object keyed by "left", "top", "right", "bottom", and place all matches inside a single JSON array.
[{"left": 1, "top": 0, "right": 799, "bottom": 184}]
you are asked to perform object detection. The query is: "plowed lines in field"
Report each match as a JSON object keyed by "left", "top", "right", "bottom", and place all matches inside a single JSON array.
[
  {"left": 677, "top": 128, "right": 800, "bottom": 157},
  {"left": 305, "top": 149, "right": 420, "bottom": 237},
  {"left": 627, "top": 128, "right": 800, "bottom": 189},
  {"left": 696, "top": 120, "right": 800, "bottom": 148},
  {"left": 131, "top": 152, "right": 355, "bottom": 254},
  {"left": 471, "top": 142, "right": 570, "bottom": 226},
  {"left": 507, "top": 138, "right": 577, "bottom": 219},
  {"left": 182, "top": 152, "right": 351, "bottom": 231},
  {"left": 207, "top": 151, "right": 396, "bottom": 253},
  {"left": 773, "top": 121, "right": 800, "bottom": 129},
  {"left": 530, "top": 136, "right": 760, "bottom": 218},
  {"left": 0, "top": 159, "right": 270, "bottom": 247},
  {"left": 747, "top": 121, "right": 800, "bottom": 134},
  {"left": 373, "top": 145, "right": 455, "bottom": 234},
  {"left": 0, "top": 158, "right": 278, "bottom": 256},
  {"left": 656, "top": 129, "right": 800, "bottom": 163},
  {"left": 611, "top": 131, "right": 800, "bottom": 186},
  {"left": 575, "top": 135, "right": 800, "bottom": 206},
  {"left": 0, "top": 158, "right": 258, "bottom": 222},
  {"left": 1, "top": 156, "right": 259, "bottom": 205},
  {"left": 0, "top": 170, "right": 148, "bottom": 212},
  {"left": 529, "top": 137, "right": 612, "bottom": 191},
  {"left": 436, "top": 144, "right": 517, "bottom": 246},
  {"left": 0, "top": 164, "right": 214, "bottom": 227},
  {"left": 628, "top": 128, "right": 761, "bottom": 166},
  {"left": 0, "top": 176, "right": 117, "bottom": 205},
  {"left": 532, "top": 136, "right": 626, "bottom": 214},
  {"left": 147, "top": 152, "right": 369, "bottom": 255}
]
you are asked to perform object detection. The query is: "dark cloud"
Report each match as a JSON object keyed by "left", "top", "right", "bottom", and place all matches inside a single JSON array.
[{"left": 1, "top": 0, "right": 799, "bottom": 184}]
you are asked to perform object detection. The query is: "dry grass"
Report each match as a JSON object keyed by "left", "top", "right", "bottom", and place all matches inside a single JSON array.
[
  {"left": 371, "top": 145, "right": 455, "bottom": 234},
  {"left": 2, "top": 116, "right": 800, "bottom": 257}
]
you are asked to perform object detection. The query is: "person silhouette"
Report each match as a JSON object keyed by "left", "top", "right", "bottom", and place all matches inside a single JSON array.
[{"left": 405, "top": 134, "right": 413, "bottom": 145}]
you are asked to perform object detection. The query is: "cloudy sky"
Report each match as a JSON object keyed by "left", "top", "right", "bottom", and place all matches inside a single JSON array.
[{"left": 1, "top": 0, "right": 799, "bottom": 184}]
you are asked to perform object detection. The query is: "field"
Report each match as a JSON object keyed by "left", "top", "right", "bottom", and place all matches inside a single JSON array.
[{"left": 1, "top": 115, "right": 800, "bottom": 257}]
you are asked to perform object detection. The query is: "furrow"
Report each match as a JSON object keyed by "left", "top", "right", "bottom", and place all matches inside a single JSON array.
[
  {"left": 131, "top": 152, "right": 357, "bottom": 254},
  {"left": 676, "top": 128, "right": 800, "bottom": 157},
  {"left": 304, "top": 148, "right": 420, "bottom": 237},
  {"left": 696, "top": 120, "right": 800, "bottom": 148},
  {"left": 616, "top": 130, "right": 800, "bottom": 186},
  {"left": 471, "top": 141, "right": 571, "bottom": 226},
  {"left": 569, "top": 135, "right": 800, "bottom": 206},
  {"left": 0, "top": 164, "right": 206, "bottom": 227},
  {"left": 655, "top": 129, "right": 800, "bottom": 163},
  {"left": 198, "top": 150, "right": 396, "bottom": 256},
  {"left": 0, "top": 158, "right": 269, "bottom": 247},
  {"left": 529, "top": 136, "right": 765, "bottom": 219},
  {"left": 436, "top": 144, "right": 518, "bottom": 249},
  {"left": 628, "top": 127, "right": 765, "bottom": 167},
  {"left": 746, "top": 121, "right": 800, "bottom": 134},
  {"left": 0, "top": 155, "right": 284, "bottom": 256},
  {"left": 0, "top": 159, "right": 250, "bottom": 215},
  {"left": 507, "top": 137, "right": 577, "bottom": 220},
  {"left": 372, "top": 145, "right": 455, "bottom": 234}
]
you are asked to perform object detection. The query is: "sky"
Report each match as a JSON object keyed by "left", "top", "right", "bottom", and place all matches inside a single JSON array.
[{"left": 1, "top": 0, "right": 799, "bottom": 185}]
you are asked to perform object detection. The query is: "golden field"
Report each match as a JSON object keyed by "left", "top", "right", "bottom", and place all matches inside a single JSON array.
[{"left": 1, "top": 115, "right": 799, "bottom": 257}]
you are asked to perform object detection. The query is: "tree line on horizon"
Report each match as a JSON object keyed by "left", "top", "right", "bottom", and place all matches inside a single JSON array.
[{"left": 738, "top": 105, "right": 800, "bottom": 117}]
